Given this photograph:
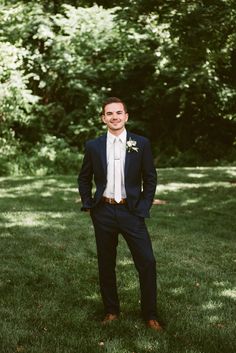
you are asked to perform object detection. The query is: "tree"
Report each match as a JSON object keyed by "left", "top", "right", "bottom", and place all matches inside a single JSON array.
[{"left": 0, "top": 0, "right": 235, "bottom": 174}]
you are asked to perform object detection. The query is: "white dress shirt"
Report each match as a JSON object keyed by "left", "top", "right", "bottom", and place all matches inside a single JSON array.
[{"left": 103, "top": 129, "right": 127, "bottom": 199}]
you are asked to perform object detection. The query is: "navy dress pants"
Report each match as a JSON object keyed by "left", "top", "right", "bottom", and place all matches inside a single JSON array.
[{"left": 90, "top": 202, "right": 157, "bottom": 320}]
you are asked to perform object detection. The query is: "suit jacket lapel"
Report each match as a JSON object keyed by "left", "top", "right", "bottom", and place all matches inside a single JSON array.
[
  {"left": 99, "top": 133, "right": 107, "bottom": 175},
  {"left": 125, "top": 131, "right": 131, "bottom": 177}
]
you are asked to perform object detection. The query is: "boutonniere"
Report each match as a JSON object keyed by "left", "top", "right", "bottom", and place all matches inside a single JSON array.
[{"left": 126, "top": 138, "right": 139, "bottom": 152}]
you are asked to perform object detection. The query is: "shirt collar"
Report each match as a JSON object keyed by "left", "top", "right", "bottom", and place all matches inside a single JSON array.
[{"left": 107, "top": 129, "right": 127, "bottom": 144}]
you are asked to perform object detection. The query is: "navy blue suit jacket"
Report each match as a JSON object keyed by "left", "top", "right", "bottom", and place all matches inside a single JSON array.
[{"left": 78, "top": 131, "right": 157, "bottom": 218}]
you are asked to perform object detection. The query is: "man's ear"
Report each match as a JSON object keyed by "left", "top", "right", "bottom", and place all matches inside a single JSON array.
[
  {"left": 125, "top": 113, "right": 129, "bottom": 122},
  {"left": 101, "top": 115, "right": 106, "bottom": 124}
]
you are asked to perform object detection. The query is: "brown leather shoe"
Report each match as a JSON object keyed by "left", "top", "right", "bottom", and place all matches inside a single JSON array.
[
  {"left": 101, "top": 313, "right": 119, "bottom": 325},
  {"left": 146, "top": 319, "right": 163, "bottom": 332}
]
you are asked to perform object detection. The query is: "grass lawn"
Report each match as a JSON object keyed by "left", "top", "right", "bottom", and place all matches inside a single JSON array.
[{"left": 0, "top": 167, "right": 236, "bottom": 353}]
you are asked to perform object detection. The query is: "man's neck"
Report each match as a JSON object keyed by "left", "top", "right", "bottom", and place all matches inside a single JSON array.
[{"left": 107, "top": 127, "right": 125, "bottom": 137}]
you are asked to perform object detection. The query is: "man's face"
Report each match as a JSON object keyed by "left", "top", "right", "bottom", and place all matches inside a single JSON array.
[{"left": 102, "top": 102, "right": 128, "bottom": 134}]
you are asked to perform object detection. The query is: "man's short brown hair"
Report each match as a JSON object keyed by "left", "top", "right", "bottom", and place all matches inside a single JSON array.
[{"left": 102, "top": 97, "right": 127, "bottom": 115}]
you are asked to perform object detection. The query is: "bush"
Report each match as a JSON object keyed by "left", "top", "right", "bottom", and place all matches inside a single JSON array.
[{"left": 0, "top": 135, "right": 83, "bottom": 176}]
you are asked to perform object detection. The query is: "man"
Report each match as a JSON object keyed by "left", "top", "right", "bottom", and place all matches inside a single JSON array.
[{"left": 78, "top": 97, "right": 162, "bottom": 331}]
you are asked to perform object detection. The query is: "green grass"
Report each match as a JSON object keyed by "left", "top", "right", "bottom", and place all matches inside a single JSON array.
[{"left": 0, "top": 167, "right": 236, "bottom": 353}]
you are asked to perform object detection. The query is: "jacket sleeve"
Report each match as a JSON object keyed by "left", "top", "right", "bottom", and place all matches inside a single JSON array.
[
  {"left": 78, "top": 141, "right": 94, "bottom": 211},
  {"left": 141, "top": 139, "right": 157, "bottom": 209}
]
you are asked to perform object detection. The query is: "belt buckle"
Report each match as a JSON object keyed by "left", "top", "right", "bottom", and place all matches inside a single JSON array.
[{"left": 103, "top": 197, "right": 111, "bottom": 204}]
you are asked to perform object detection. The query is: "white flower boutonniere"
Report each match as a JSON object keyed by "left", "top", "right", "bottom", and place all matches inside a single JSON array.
[{"left": 126, "top": 138, "right": 139, "bottom": 153}]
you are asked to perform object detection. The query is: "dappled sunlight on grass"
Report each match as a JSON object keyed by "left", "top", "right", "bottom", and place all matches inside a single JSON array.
[
  {"left": 202, "top": 301, "right": 223, "bottom": 310},
  {"left": 136, "top": 340, "right": 160, "bottom": 351},
  {"left": 221, "top": 289, "right": 236, "bottom": 300},
  {"left": 118, "top": 258, "right": 133, "bottom": 266},
  {"left": 2, "top": 211, "right": 75, "bottom": 229},
  {"left": 0, "top": 232, "right": 13, "bottom": 238},
  {"left": 158, "top": 181, "right": 233, "bottom": 193},
  {"left": 157, "top": 166, "right": 236, "bottom": 184},
  {"left": 0, "top": 169, "right": 235, "bottom": 353},
  {"left": 181, "top": 198, "right": 200, "bottom": 206},
  {"left": 226, "top": 169, "right": 236, "bottom": 177},
  {"left": 85, "top": 293, "right": 100, "bottom": 301},
  {"left": 120, "top": 280, "right": 138, "bottom": 292},
  {"left": 213, "top": 281, "right": 228, "bottom": 287},
  {"left": 0, "top": 176, "right": 76, "bottom": 200},
  {"left": 188, "top": 173, "right": 206, "bottom": 178},
  {"left": 208, "top": 315, "right": 220, "bottom": 323},
  {"left": 2, "top": 212, "right": 46, "bottom": 228},
  {"left": 170, "top": 287, "right": 185, "bottom": 295}
]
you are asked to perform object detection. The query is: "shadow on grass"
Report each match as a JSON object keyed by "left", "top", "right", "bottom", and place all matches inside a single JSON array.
[{"left": 0, "top": 169, "right": 235, "bottom": 353}]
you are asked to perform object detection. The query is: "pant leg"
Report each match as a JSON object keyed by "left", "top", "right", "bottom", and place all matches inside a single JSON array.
[
  {"left": 116, "top": 206, "right": 157, "bottom": 320},
  {"left": 90, "top": 203, "right": 120, "bottom": 315}
]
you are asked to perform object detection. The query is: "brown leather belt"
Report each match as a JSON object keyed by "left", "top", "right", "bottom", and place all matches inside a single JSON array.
[{"left": 102, "top": 197, "right": 127, "bottom": 205}]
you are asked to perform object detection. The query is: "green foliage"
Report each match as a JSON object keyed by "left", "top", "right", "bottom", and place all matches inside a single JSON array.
[
  {"left": 0, "top": 1, "right": 235, "bottom": 175},
  {"left": 0, "top": 135, "right": 83, "bottom": 176},
  {"left": 0, "top": 42, "right": 39, "bottom": 122},
  {"left": 29, "top": 134, "right": 83, "bottom": 175},
  {"left": 0, "top": 39, "right": 39, "bottom": 175}
]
